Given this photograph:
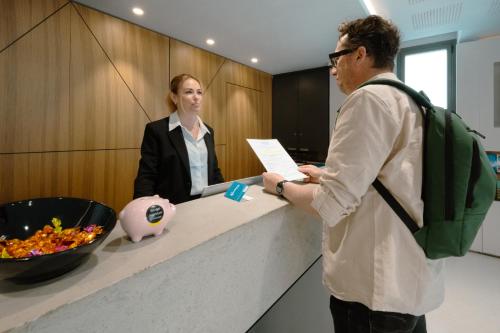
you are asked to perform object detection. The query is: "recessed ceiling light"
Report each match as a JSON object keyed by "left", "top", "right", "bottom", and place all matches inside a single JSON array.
[
  {"left": 132, "top": 7, "right": 144, "bottom": 16},
  {"left": 206, "top": 39, "right": 215, "bottom": 45},
  {"left": 251, "top": 58, "right": 258, "bottom": 63}
]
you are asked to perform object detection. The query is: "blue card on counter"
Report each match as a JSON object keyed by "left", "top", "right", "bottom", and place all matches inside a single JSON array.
[{"left": 224, "top": 181, "right": 249, "bottom": 202}]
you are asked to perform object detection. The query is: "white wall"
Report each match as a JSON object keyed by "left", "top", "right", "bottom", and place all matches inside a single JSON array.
[{"left": 457, "top": 36, "right": 500, "bottom": 256}]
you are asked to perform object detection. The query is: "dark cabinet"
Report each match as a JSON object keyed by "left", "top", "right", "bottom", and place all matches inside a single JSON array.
[{"left": 272, "top": 66, "right": 330, "bottom": 163}]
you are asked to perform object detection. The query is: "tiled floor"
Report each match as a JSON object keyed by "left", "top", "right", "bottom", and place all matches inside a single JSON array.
[{"left": 427, "top": 252, "right": 500, "bottom": 333}]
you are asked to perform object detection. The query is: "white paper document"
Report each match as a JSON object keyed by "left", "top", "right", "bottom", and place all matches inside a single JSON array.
[{"left": 247, "top": 139, "right": 307, "bottom": 181}]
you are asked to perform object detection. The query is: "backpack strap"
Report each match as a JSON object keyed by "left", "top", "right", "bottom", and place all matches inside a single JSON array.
[
  {"left": 358, "top": 79, "right": 433, "bottom": 110},
  {"left": 372, "top": 179, "right": 420, "bottom": 234},
  {"left": 359, "top": 79, "right": 426, "bottom": 234}
]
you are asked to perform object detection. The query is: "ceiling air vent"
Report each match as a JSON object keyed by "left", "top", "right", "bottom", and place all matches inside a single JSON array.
[
  {"left": 489, "top": 0, "right": 500, "bottom": 14},
  {"left": 408, "top": 0, "right": 427, "bottom": 5},
  {"left": 412, "top": 2, "right": 463, "bottom": 30}
]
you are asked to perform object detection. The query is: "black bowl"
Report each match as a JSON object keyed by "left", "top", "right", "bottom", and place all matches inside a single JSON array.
[{"left": 0, "top": 197, "right": 116, "bottom": 283}]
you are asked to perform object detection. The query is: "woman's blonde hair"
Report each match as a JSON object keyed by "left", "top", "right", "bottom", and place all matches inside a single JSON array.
[{"left": 166, "top": 73, "right": 202, "bottom": 112}]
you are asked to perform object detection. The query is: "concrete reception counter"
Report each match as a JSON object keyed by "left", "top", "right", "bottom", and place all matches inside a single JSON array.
[{"left": 0, "top": 185, "right": 322, "bottom": 333}]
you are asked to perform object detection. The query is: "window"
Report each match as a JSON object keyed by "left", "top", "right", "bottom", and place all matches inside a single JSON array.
[{"left": 397, "top": 40, "right": 456, "bottom": 112}]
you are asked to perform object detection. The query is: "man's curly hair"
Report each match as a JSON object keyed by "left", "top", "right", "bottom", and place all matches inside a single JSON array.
[{"left": 338, "top": 15, "right": 400, "bottom": 70}]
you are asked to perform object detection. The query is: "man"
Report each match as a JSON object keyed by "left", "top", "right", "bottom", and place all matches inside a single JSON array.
[{"left": 262, "top": 15, "right": 444, "bottom": 333}]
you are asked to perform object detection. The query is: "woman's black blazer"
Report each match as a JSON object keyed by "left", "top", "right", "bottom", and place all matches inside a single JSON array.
[{"left": 133, "top": 117, "right": 224, "bottom": 204}]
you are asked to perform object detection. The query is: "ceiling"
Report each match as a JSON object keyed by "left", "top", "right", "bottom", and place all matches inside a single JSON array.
[{"left": 75, "top": 0, "right": 500, "bottom": 75}]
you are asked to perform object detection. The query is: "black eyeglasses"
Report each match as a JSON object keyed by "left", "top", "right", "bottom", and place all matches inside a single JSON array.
[{"left": 328, "top": 49, "right": 354, "bottom": 68}]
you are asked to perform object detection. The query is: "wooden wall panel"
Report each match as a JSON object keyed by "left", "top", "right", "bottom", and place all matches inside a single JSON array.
[
  {"left": 227, "top": 61, "right": 263, "bottom": 91},
  {"left": 0, "top": 0, "right": 68, "bottom": 51},
  {"left": 226, "top": 84, "right": 265, "bottom": 180},
  {"left": 0, "top": 150, "right": 140, "bottom": 213},
  {"left": 69, "top": 6, "right": 149, "bottom": 150},
  {"left": 0, "top": 0, "right": 272, "bottom": 209},
  {"left": 201, "top": 62, "right": 231, "bottom": 145},
  {"left": 0, "top": 4, "right": 70, "bottom": 153},
  {"left": 215, "top": 145, "right": 226, "bottom": 179},
  {"left": 169, "top": 39, "right": 225, "bottom": 93},
  {"left": 170, "top": 39, "right": 227, "bottom": 144},
  {"left": 74, "top": 4, "right": 170, "bottom": 122}
]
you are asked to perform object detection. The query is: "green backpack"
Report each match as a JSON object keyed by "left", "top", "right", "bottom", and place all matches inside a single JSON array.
[{"left": 361, "top": 79, "right": 496, "bottom": 259}]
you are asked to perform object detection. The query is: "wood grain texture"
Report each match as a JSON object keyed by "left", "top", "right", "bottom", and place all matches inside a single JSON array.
[
  {"left": 0, "top": 149, "right": 140, "bottom": 213},
  {"left": 0, "top": 0, "right": 68, "bottom": 51},
  {"left": 170, "top": 39, "right": 227, "bottom": 143},
  {"left": 226, "top": 84, "right": 265, "bottom": 181},
  {"left": 0, "top": 4, "right": 70, "bottom": 153},
  {"left": 69, "top": 6, "right": 149, "bottom": 150},
  {"left": 201, "top": 61, "right": 231, "bottom": 145},
  {"left": 0, "top": 0, "right": 272, "bottom": 206},
  {"left": 227, "top": 61, "right": 264, "bottom": 92},
  {"left": 74, "top": 3, "right": 170, "bottom": 122},
  {"left": 215, "top": 144, "right": 226, "bottom": 180},
  {"left": 169, "top": 39, "right": 225, "bottom": 96}
]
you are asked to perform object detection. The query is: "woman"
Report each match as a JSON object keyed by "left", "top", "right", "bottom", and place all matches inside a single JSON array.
[{"left": 133, "top": 74, "right": 224, "bottom": 204}]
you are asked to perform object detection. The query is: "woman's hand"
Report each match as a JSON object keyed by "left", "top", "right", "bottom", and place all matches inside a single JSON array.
[
  {"left": 262, "top": 172, "right": 285, "bottom": 195},
  {"left": 298, "top": 165, "right": 323, "bottom": 184}
]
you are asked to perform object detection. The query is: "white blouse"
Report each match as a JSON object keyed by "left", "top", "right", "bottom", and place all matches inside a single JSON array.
[{"left": 169, "top": 111, "right": 209, "bottom": 195}]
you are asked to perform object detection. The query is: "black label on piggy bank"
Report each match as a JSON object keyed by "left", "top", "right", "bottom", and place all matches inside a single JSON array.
[{"left": 146, "top": 205, "right": 164, "bottom": 224}]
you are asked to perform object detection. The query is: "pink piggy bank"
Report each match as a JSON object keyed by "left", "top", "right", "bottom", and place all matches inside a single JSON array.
[{"left": 118, "top": 195, "right": 176, "bottom": 242}]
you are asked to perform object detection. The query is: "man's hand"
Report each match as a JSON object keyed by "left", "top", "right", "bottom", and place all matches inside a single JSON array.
[
  {"left": 298, "top": 165, "right": 324, "bottom": 184},
  {"left": 262, "top": 172, "right": 285, "bottom": 195}
]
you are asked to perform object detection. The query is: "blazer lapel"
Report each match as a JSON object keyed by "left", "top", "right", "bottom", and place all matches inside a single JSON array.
[
  {"left": 167, "top": 126, "right": 190, "bottom": 177},
  {"left": 204, "top": 132, "right": 214, "bottom": 179}
]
